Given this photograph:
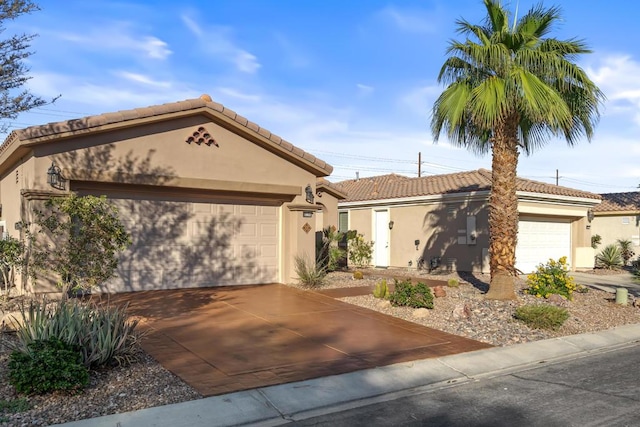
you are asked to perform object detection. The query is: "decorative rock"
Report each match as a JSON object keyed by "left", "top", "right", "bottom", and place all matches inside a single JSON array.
[
  {"left": 452, "top": 303, "right": 472, "bottom": 320},
  {"left": 546, "top": 294, "right": 566, "bottom": 305},
  {"left": 1, "top": 311, "right": 22, "bottom": 332},
  {"left": 433, "top": 286, "right": 446, "bottom": 298},
  {"left": 633, "top": 298, "right": 640, "bottom": 309},
  {"left": 376, "top": 300, "right": 391, "bottom": 309},
  {"left": 412, "top": 308, "right": 430, "bottom": 318}
]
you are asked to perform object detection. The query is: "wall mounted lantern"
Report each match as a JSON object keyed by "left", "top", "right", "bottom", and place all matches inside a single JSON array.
[
  {"left": 388, "top": 220, "right": 394, "bottom": 230},
  {"left": 305, "top": 184, "right": 314, "bottom": 204},
  {"left": 587, "top": 209, "right": 594, "bottom": 223},
  {"left": 47, "top": 162, "right": 66, "bottom": 190}
]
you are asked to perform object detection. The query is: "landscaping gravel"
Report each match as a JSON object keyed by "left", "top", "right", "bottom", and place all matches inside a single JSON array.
[{"left": 1, "top": 269, "right": 639, "bottom": 426}]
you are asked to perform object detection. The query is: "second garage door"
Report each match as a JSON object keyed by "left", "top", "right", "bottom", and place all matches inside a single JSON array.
[
  {"left": 101, "top": 196, "right": 279, "bottom": 292},
  {"left": 516, "top": 219, "right": 571, "bottom": 274}
]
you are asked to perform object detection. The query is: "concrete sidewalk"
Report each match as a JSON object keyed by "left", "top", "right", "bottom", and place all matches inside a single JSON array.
[{"left": 56, "top": 323, "right": 640, "bottom": 427}]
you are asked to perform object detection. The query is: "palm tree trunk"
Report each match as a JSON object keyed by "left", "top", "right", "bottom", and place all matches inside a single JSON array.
[{"left": 485, "top": 117, "right": 519, "bottom": 300}]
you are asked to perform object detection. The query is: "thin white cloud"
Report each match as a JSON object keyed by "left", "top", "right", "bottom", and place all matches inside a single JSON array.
[
  {"left": 356, "top": 83, "right": 374, "bottom": 96},
  {"left": 181, "top": 13, "right": 261, "bottom": 74},
  {"left": 215, "top": 87, "right": 262, "bottom": 103},
  {"left": 587, "top": 54, "right": 640, "bottom": 124},
  {"left": 273, "top": 33, "right": 310, "bottom": 68},
  {"left": 180, "top": 14, "right": 203, "bottom": 37},
  {"left": 28, "top": 72, "right": 198, "bottom": 108},
  {"left": 114, "top": 71, "right": 171, "bottom": 88},
  {"left": 54, "top": 25, "right": 172, "bottom": 60},
  {"left": 377, "top": 5, "right": 438, "bottom": 34},
  {"left": 400, "top": 84, "right": 441, "bottom": 115}
]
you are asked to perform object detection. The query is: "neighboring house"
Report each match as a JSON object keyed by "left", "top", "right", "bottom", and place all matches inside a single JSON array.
[
  {"left": 0, "top": 95, "right": 335, "bottom": 293},
  {"left": 591, "top": 192, "right": 640, "bottom": 253},
  {"left": 337, "top": 169, "right": 601, "bottom": 274}
]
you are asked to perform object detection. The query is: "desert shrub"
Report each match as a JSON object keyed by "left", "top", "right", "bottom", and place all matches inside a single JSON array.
[
  {"left": 389, "top": 280, "right": 434, "bottom": 309},
  {"left": 352, "top": 270, "right": 363, "bottom": 280},
  {"left": 373, "top": 279, "right": 389, "bottom": 299},
  {"left": 514, "top": 304, "right": 569, "bottom": 330},
  {"left": 0, "top": 397, "right": 30, "bottom": 417},
  {"left": 316, "top": 226, "right": 345, "bottom": 272},
  {"left": 8, "top": 338, "right": 89, "bottom": 395},
  {"left": 596, "top": 244, "right": 623, "bottom": 270},
  {"left": 591, "top": 234, "right": 602, "bottom": 249},
  {"left": 617, "top": 239, "right": 635, "bottom": 266},
  {"left": 30, "top": 195, "right": 131, "bottom": 291},
  {"left": 525, "top": 256, "right": 576, "bottom": 300},
  {"left": 347, "top": 234, "right": 374, "bottom": 267},
  {"left": 14, "top": 297, "right": 143, "bottom": 368},
  {"left": 294, "top": 255, "right": 326, "bottom": 288},
  {"left": 447, "top": 278, "right": 459, "bottom": 288}
]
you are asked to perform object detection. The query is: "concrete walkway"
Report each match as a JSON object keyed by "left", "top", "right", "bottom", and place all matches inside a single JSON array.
[
  {"left": 56, "top": 323, "right": 640, "bottom": 427},
  {"left": 570, "top": 270, "right": 640, "bottom": 296}
]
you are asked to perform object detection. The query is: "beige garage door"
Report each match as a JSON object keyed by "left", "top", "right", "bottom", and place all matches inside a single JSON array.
[
  {"left": 516, "top": 219, "right": 571, "bottom": 274},
  {"left": 100, "top": 197, "right": 279, "bottom": 292}
]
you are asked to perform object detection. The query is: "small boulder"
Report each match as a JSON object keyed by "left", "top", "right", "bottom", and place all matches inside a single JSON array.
[
  {"left": 412, "top": 308, "right": 430, "bottom": 318},
  {"left": 633, "top": 298, "right": 640, "bottom": 309},
  {"left": 452, "top": 303, "right": 471, "bottom": 320},
  {"left": 433, "top": 286, "right": 446, "bottom": 298},
  {"left": 376, "top": 300, "right": 391, "bottom": 309}
]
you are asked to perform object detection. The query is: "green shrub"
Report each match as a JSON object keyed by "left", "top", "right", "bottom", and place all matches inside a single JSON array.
[
  {"left": 373, "top": 279, "right": 389, "bottom": 299},
  {"left": 596, "top": 244, "right": 623, "bottom": 270},
  {"left": 514, "top": 304, "right": 569, "bottom": 330},
  {"left": 0, "top": 397, "right": 30, "bottom": 414},
  {"left": 525, "top": 256, "right": 576, "bottom": 300},
  {"left": 617, "top": 239, "right": 635, "bottom": 266},
  {"left": 447, "top": 278, "right": 459, "bottom": 288},
  {"left": 347, "top": 234, "right": 374, "bottom": 267},
  {"left": 294, "top": 255, "right": 326, "bottom": 288},
  {"left": 352, "top": 270, "right": 364, "bottom": 280},
  {"left": 8, "top": 338, "right": 89, "bottom": 395},
  {"left": 389, "top": 280, "right": 434, "bottom": 309},
  {"left": 591, "top": 234, "right": 602, "bottom": 249},
  {"left": 14, "top": 297, "right": 143, "bottom": 368}
]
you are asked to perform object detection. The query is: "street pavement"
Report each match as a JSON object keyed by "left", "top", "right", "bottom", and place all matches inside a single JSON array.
[
  {"left": 289, "top": 342, "right": 640, "bottom": 426},
  {"left": 55, "top": 323, "right": 640, "bottom": 427}
]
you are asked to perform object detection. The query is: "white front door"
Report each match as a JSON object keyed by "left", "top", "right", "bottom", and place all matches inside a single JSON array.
[{"left": 374, "top": 210, "right": 389, "bottom": 267}]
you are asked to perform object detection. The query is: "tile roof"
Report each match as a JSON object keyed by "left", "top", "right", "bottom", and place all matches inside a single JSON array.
[
  {"left": 337, "top": 169, "right": 601, "bottom": 203},
  {"left": 1, "top": 95, "right": 332, "bottom": 176},
  {"left": 316, "top": 177, "right": 347, "bottom": 199},
  {"left": 594, "top": 192, "right": 640, "bottom": 213}
]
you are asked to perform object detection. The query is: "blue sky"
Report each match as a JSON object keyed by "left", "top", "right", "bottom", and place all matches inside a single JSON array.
[{"left": 7, "top": 0, "right": 640, "bottom": 193}]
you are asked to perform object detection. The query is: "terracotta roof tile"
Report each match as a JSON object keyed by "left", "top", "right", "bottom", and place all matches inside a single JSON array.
[
  {"left": 316, "top": 177, "right": 347, "bottom": 199},
  {"left": 337, "top": 169, "right": 599, "bottom": 203},
  {"left": 594, "top": 192, "right": 640, "bottom": 213},
  {"left": 2, "top": 96, "right": 332, "bottom": 176}
]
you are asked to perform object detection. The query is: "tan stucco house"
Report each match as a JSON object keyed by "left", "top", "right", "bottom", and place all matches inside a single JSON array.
[
  {"left": 0, "top": 95, "right": 341, "bottom": 293},
  {"left": 591, "top": 192, "right": 640, "bottom": 253},
  {"left": 336, "top": 169, "right": 601, "bottom": 274}
]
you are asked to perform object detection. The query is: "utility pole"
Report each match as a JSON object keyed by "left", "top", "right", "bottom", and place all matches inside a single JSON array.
[
  {"left": 556, "top": 169, "right": 559, "bottom": 185},
  {"left": 418, "top": 152, "right": 422, "bottom": 177}
]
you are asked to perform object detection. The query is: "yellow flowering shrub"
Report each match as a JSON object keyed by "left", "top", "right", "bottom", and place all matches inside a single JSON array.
[{"left": 525, "top": 256, "right": 576, "bottom": 300}]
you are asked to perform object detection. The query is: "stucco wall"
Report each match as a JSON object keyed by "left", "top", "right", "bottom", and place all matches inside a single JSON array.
[
  {"left": 591, "top": 214, "right": 640, "bottom": 252},
  {"left": 11, "top": 115, "right": 324, "bottom": 292}
]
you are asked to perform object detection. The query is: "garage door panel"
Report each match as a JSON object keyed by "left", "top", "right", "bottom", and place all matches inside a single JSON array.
[
  {"left": 516, "top": 220, "right": 571, "bottom": 274},
  {"left": 100, "top": 197, "right": 279, "bottom": 292}
]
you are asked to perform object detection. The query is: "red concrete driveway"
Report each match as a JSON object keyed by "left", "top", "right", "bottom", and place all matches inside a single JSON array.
[{"left": 110, "top": 284, "right": 491, "bottom": 396}]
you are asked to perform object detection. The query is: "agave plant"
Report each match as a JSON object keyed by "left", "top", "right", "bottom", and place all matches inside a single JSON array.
[{"left": 596, "top": 244, "right": 623, "bottom": 270}]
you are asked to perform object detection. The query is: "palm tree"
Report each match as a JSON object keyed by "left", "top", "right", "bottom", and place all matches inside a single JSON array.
[{"left": 431, "top": 0, "right": 604, "bottom": 300}]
